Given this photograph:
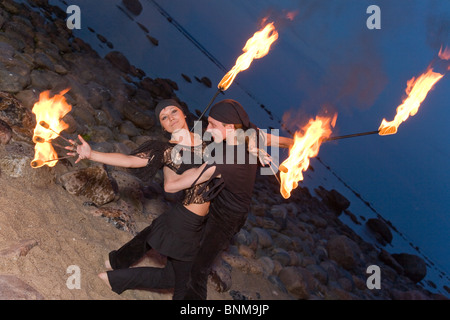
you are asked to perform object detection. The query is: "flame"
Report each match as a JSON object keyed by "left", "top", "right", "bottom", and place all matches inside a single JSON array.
[
  {"left": 438, "top": 45, "right": 450, "bottom": 61},
  {"left": 31, "top": 89, "right": 72, "bottom": 168},
  {"left": 378, "top": 67, "right": 444, "bottom": 135},
  {"left": 279, "top": 114, "right": 337, "bottom": 199},
  {"left": 218, "top": 22, "right": 278, "bottom": 91},
  {"left": 286, "top": 10, "right": 299, "bottom": 21}
]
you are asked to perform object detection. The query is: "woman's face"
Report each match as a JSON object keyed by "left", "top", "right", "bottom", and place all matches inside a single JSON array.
[{"left": 159, "top": 106, "right": 187, "bottom": 133}]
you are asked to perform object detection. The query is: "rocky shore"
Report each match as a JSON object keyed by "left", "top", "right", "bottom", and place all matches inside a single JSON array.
[{"left": 0, "top": 0, "right": 448, "bottom": 300}]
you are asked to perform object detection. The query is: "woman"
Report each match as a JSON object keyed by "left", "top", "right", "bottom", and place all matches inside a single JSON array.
[{"left": 67, "top": 99, "right": 211, "bottom": 299}]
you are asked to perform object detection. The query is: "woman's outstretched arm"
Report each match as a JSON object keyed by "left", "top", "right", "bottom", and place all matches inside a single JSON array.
[{"left": 67, "top": 134, "right": 148, "bottom": 168}]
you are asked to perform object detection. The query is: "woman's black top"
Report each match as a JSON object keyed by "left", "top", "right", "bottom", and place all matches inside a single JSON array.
[{"left": 130, "top": 139, "right": 209, "bottom": 206}]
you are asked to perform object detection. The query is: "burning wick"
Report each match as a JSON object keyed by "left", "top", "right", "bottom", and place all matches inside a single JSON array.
[
  {"left": 39, "top": 121, "right": 77, "bottom": 146},
  {"left": 30, "top": 156, "right": 74, "bottom": 168},
  {"left": 33, "top": 136, "right": 73, "bottom": 150}
]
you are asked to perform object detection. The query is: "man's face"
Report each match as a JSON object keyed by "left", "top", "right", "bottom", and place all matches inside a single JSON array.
[{"left": 206, "top": 116, "right": 234, "bottom": 142}]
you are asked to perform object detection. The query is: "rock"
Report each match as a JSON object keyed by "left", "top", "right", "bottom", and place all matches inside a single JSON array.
[
  {"left": 14, "top": 89, "right": 40, "bottom": 110},
  {"left": 119, "top": 120, "right": 141, "bottom": 137},
  {"left": 315, "top": 187, "right": 350, "bottom": 215},
  {"left": 58, "top": 165, "right": 119, "bottom": 206},
  {"left": 378, "top": 249, "right": 404, "bottom": 274},
  {"left": 122, "top": 103, "right": 156, "bottom": 130},
  {"left": 278, "top": 266, "right": 314, "bottom": 299},
  {"left": 209, "top": 258, "right": 232, "bottom": 293},
  {"left": 122, "top": 0, "right": 143, "bottom": 16},
  {"left": 257, "top": 256, "right": 275, "bottom": 275},
  {"left": 0, "top": 119, "right": 12, "bottom": 144},
  {"left": 366, "top": 218, "right": 393, "bottom": 244},
  {"left": 199, "top": 76, "right": 212, "bottom": 88},
  {"left": 146, "top": 34, "right": 159, "bottom": 46},
  {"left": 181, "top": 74, "right": 192, "bottom": 83},
  {"left": 233, "top": 228, "right": 252, "bottom": 246},
  {"left": 222, "top": 252, "right": 264, "bottom": 275},
  {"left": 271, "top": 247, "right": 291, "bottom": 266},
  {"left": 391, "top": 253, "right": 427, "bottom": 283},
  {"left": 0, "top": 239, "right": 38, "bottom": 257},
  {"left": 391, "top": 288, "right": 431, "bottom": 300},
  {"left": 0, "top": 70, "right": 28, "bottom": 93},
  {"left": 105, "top": 51, "right": 131, "bottom": 74},
  {"left": 33, "top": 52, "right": 55, "bottom": 71},
  {"left": 110, "top": 170, "right": 144, "bottom": 214},
  {"left": 0, "top": 275, "right": 44, "bottom": 300},
  {"left": 326, "top": 235, "right": 361, "bottom": 270},
  {"left": 250, "top": 227, "right": 273, "bottom": 249},
  {"left": 92, "top": 205, "right": 137, "bottom": 235}
]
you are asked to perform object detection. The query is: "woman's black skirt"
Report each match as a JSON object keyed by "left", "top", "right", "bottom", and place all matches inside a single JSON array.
[{"left": 146, "top": 202, "right": 207, "bottom": 261}]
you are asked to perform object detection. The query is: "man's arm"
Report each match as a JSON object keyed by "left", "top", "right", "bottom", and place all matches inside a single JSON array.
[
  {"left": 163, "top": 163, "right": 218, "bottom": 193},
  {"left": 265, "top": 132, "right": 294, "bottom": 148}
]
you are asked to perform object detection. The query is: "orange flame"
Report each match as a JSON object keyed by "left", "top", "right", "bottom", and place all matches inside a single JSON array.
[
  {"left": 279, "top": 114, "right": 337, "bottom": 199},
  {"left": 438, "top": 45, "right": 450, "bottom": 61},
  {"left": 286, "top": 10, "right": 299, "bottom": 21},
  {"left": 31, "top": 89, "right": 72, "bottom": 168},
  {"left": 218, "top": 22, "right": 278, "bottom": 91},
  {"left": 378, "top": 67, "right": 444, "bottom": 135}
]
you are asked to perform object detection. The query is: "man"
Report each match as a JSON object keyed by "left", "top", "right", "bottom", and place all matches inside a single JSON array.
[{"left": 164, "top": 99, "right": 292, "bottom": 300}]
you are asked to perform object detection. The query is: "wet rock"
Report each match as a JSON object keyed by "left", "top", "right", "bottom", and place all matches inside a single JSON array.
[
  {"left": 315, "top": 187, "right": 350, "bottom": 215},
  {"left": 181, "top": 74, "right": 192, "bottom": 83},
  {"left": 146, "top": 34, "right": 159, "bottom": 46},
  {"left": 391, "top": 253, "right": 427, "bottom": 283},
  {"left": 378, "top": 249, "right": 404, "bottom": 274},
  {"left": 122, "top": 0, "right": 143, "bottom": 16},
  {"left": 366, "top": 218, "right": 393, "bottom": 244},
  {"left": 105, "top": 51, "right": 132, "bottom": 74}
]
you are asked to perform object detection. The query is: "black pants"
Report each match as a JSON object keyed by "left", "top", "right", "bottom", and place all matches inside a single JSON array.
[
  {"left": 183, "top": 204, "right": 247, "bottom": 300},
  {"left": 107, "top": 258, "right": 193, "bottom": 299},
  {"left": 107, "top": 206, "right": 203, "bottom": 300}
]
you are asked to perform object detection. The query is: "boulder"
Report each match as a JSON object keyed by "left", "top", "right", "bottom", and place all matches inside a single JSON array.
[
  {"left": 315, "top": 187, "right": 350, "bottom": 215},
  {"left": 366, "top": 218, "right": 393, "bottom": 244},
  {"left": 105, "top": 51, "right": 131, "bottom": 74},
  {"left": 278, "top": 266, "right": 315, "bottom": 300},
  {"left": 391, "top": 253, "right": 427, "bottom": 283},
  {"left": 326, "top": 235, "right": 361, "bottom": 270},
  {"left": 58, "top": 165, "right": 119, "bottom": 206},
  {"left": 122, "top": 0, "right": 143, "bottom": 16}
]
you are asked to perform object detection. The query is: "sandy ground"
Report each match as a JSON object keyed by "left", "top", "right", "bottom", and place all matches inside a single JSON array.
[{"left": 0, "top": 164, "right": 291, "bottom": 300}]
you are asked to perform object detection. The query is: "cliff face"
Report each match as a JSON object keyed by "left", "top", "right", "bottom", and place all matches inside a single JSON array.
[{"left": 0, "top": 0, "right": 448, "bottom": 300}]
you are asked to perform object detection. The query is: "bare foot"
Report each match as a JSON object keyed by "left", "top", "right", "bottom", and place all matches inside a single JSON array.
[
  {"left": 98, "top": 272, "right": 112, "bottom": 289},
  {"left": 104, "top": 259, "right": 112, "bottom": 270}
]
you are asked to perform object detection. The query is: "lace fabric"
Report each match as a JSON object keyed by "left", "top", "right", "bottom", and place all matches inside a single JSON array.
[{"left": 129, "top": 139, "right": 210, "bottom": 205}]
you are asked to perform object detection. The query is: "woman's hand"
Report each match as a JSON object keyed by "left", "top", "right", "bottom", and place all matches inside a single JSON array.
[{"left": 66, "top": 135, "right": 91, "bottom": 164}]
